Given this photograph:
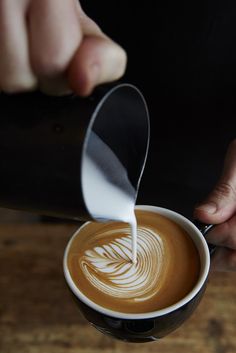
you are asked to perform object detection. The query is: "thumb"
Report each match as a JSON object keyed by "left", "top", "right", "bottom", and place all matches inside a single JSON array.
[
  {"left": 67, "top": 8, "right": 127, "bottom": 96},
  {"left": 194, "top": 139, "right": 236, "bottom": 224}
]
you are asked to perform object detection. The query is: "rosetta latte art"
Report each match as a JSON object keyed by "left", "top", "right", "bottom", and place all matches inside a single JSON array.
[{"left": 80, "top": 227, "right": 165, "bottom": 302}]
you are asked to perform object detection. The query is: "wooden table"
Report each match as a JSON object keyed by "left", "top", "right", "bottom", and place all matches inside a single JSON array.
[{"left": 0, "top": 212, "right": 235, "bottom": 353}]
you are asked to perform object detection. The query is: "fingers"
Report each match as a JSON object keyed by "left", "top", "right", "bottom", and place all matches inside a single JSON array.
[
  {"left": 0, "top": 0, "right": 127, "bottom": 96},
  {"left": 203, "top": 207, "right": 236, "bottom": 272},
  {"left": 194, "top": 139, "right": 236, "bottom": 224},
  {"left": 68, "top": 13, "right": 127, "bottom": 96},
  {"left": 205, "top": 215, "right": 236, "bottom": 249},
  {"left": 28, "top": 0, "right": 82, "bottom": 95},
  {"left": 210, "top": 247, "right": 236, "bottom": 272},
  {"left": 0, "top": 0, "right": 37, "bottom": 92},
  {"left": 194, "top": 139, "right": 236, "bottom": 272},
  {"left": 68, "top": 36, "right": 127, "bottom": 96},
  {"left": 205, "top": 215, "right": 236, "bottom": 272}
]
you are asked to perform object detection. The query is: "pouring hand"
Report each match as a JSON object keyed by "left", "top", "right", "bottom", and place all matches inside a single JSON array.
[
  {"left": 0, "top": 0, "right": 127, "bottom": 96},
  {"left": 194, "top": 139, "right": 236, "bottom": 272}
]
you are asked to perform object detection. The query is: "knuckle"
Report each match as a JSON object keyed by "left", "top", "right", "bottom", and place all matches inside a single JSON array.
[
  {"left": 214, "top": 181, "right": 236, "bottom": 201},
  {"left": 216, "top": 217, "right": 236, "bottom": 249},
  {"left": 34, "top": 53, "right": 69, "bottom": 77}
]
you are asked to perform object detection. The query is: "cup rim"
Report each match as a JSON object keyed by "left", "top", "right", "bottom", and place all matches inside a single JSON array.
[{"left": 63, "top": 205, "right": 210, "bottom": 319}]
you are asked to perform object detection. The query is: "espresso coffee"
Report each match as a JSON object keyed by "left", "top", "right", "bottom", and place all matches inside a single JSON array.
[{"left": 67, "top": 210, "right": 200, "bottom": 313}]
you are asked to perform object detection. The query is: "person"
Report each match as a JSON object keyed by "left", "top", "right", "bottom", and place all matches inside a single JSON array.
[
  {"left": 0, "top": 0, "right": 126, "bottom": 96},
  {"left": 0, "top": 0, "right": 235, "bottom": 272},
  {"left": 194, "top": 140, "right": 236, "bottom": 272}
]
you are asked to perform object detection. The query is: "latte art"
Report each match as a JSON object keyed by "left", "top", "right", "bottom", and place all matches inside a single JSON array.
[
  {"left": 80, "top": 226, "right": 165, "bottom": 301},
  {"left": 67, "top": 210, "right": 200, "bottom": 313}
]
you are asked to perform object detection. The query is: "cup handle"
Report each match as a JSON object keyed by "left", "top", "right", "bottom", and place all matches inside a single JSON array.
[{"left": 193, "top": 220, "right": 216, "bottom": 256}]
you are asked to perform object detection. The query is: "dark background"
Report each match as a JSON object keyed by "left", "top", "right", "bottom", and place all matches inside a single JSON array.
[
  {"left": 0, "top": 4, "right": 236, "bottom": 352},
  {"left": 81, "top": 0, "right": 236, "bottom": 219}
]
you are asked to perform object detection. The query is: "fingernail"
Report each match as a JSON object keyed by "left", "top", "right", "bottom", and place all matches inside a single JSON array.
[{"left": 196, "top": 202, "right": 217, "bottom": 214}]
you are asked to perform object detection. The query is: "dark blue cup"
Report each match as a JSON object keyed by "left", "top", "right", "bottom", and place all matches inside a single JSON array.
[{"left": 64, "top": 205, "right": 212, "bottom": 342}]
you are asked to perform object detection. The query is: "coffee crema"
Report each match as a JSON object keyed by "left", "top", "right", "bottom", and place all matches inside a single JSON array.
[{"left": 67, "top": 210, "right": 200, "bottom": 313}]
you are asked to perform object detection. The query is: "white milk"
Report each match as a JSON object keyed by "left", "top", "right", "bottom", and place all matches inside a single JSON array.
[
  {"left": 81, "top": 229, "right": 164, "bottom": 300},
  {"left": 82, "top": 132, "right": 138, "bottom": 263}
]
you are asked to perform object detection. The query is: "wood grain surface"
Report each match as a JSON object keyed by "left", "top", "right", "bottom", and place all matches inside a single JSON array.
[{"left": 0, "top": 218, "right": 235, "bottom": 353}]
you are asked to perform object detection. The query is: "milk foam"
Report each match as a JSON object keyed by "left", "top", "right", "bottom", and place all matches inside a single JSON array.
[
  {"left": 80, "top": 226, "right": 165, "bottom": 301},
  {"left": 68, "top": 211, "right": 201, "bottom": 313},
  {"left": 82, "top": 132, "right": 138, "bottom": 263}
]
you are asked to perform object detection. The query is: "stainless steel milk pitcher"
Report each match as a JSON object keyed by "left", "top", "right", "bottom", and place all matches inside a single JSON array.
[{"left": 0, "top": 83, "right": 150, "bottom": 221}]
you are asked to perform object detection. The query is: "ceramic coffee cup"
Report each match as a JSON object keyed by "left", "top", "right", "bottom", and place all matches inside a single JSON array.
[{"left": 63, "top": 205, "right": 213, "bottom": 343}]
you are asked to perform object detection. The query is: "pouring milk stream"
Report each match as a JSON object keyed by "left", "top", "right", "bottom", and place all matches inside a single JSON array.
[
  {"left": 81, "top": 85, "right": 149, "bottom": 264},
  {"left": 82, "top": 131, "right": 139, "bottom": 263}
]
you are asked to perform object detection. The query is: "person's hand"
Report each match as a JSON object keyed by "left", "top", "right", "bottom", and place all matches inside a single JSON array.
[
  {"left": 0, "top": 0, "right": 127, "bottom": 96},
  {"left": 194, "top": 139, "right": 236, "bottom": 272}
]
